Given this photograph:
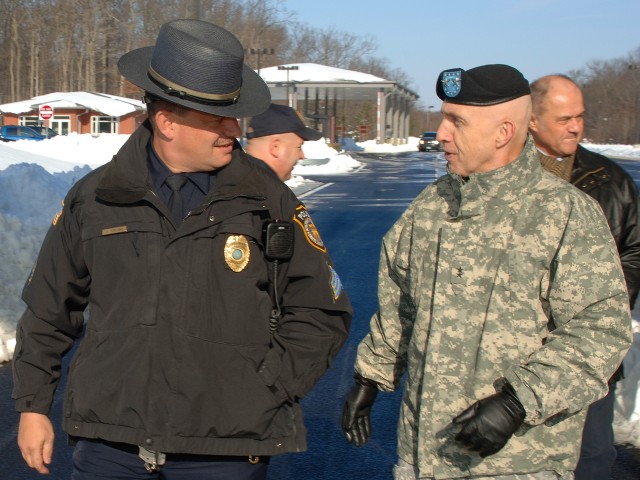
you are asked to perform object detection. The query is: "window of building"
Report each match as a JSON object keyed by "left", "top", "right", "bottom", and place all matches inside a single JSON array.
[
  {"left": 91, "top": 116, "right": 118, "bottom": 134},
  {"left": 19, "top": 115, "right": 70, "bottom": 135},
  {"left": 19, "top": 116, "right": 41, "bottom": 127},
  {"left": 51, "top": 116, "right": 71, "bottom": 135}
]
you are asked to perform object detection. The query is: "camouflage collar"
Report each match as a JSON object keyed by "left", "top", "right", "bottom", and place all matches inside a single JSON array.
[{"left": 459, "top": 136, "right": 540, "bottom": 205}]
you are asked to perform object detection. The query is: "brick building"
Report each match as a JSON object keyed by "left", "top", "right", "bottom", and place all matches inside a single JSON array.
[{"left": 0, "top": 91, "right": 146, "bottom": 135}]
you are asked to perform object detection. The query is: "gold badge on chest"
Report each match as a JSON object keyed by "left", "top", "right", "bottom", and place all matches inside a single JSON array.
[{"left": 224, "top": 234, "right": 251, "bottom": 272}]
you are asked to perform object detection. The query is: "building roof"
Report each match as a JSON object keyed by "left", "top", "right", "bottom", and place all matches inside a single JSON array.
[
  {"left": 260, "top": 63, "right": 389, "bottom": 84},
  {"left": 0, "top": 91, "right": 145, "bottom": 117},
  {"left": 258, "top": 63, "right": 418, "bottom": 102}
]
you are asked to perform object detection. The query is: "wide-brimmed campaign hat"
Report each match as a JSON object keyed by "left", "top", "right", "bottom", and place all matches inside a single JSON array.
[{"left": 118, "top": 19, "right": 270, "bottom": 118}]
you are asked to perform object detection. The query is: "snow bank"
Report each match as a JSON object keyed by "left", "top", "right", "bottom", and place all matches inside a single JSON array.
[{"left": 614, "top": 318, "right": 640, "bottom": 446}]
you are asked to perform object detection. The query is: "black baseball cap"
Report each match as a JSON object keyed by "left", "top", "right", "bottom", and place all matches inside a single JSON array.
[
  {"left": 436, "top": 64, "right": 530, "bottom": 106},
  {"left": 247, "top": 103, "right": 323, "bottom": 141}
]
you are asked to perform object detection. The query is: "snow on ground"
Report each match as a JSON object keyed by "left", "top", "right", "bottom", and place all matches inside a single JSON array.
[
  {"left": 1, "top": 134, "right": 639, "bottom": 177},
  {"left": 582, "top": 142, "right": 640, "bottom": 160},
  {"left": 615, "top": 317, "right": 640, "bottom": 446},
  {"left": 0, "top": 132, "right": 130, "bottom": 173}
]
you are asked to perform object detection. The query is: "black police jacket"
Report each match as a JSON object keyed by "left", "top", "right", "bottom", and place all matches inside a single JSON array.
[{"left": 12, "top": 121, "right": 352, "bottom": 456}]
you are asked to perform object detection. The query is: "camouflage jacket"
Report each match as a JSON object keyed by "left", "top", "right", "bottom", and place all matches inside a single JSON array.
[{"left": 355, "top": 137, "right": 632, "bottom": 478}]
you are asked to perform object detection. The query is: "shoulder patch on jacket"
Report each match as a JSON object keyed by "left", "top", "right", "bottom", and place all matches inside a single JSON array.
[{"left": 293, "top": 205, "right": 326, "bottom": 252}]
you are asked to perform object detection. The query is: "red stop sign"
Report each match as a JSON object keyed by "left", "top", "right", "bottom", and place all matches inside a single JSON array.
[{"left": 39, "top": 104, "right": 53, "bottom": 120}]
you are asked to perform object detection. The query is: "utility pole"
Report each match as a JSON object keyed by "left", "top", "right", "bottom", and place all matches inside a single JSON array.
[{"left": 278, "top": 65, "right": 299, "bottom": 107}]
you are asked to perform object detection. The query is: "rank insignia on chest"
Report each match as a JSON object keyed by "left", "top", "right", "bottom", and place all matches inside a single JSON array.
[
  {"left": 451, "top": 265, "right": 466, "bottom": 285},
  {"left": 224, "top": 234, "right": 250, "bottom": 272},
  {"left": 293, "top": 205, "right": 326, "bottom": 252}
]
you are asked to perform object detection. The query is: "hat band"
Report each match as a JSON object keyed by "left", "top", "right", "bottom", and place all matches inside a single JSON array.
[{"left": 148, "top": 66, "right": 240, "bottom": 105}]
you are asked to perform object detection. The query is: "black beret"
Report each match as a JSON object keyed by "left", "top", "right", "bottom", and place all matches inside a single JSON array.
[{"left": 436, "top": 64, "right": 530, "bottom": 106}]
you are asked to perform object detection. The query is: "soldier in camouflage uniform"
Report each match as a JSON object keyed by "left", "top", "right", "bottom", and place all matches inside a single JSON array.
[{"left": 342, "top": 64, "right": 632, "bottom": 480}]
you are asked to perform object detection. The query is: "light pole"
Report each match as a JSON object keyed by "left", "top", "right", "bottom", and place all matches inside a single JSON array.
[
  {"left": 427, "top": 105, "right": 434, "bottom": 131},
  {"left": 278, "top": 65, "right": 299, "bottom": 107},
  {"left": 244, "top": 48, "right": 274, "bottom": 75}
]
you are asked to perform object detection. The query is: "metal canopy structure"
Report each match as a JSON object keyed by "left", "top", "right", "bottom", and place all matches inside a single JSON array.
[{"left": 258, "top": 63, "right": 419, "bottom": 144}]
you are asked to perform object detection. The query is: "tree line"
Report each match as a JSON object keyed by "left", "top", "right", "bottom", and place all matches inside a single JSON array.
[
  {"left": 571, "top": 46, "right": 640, "bottom": 145},
  {"left": 0, "top": 0, "right": 415, "bottom": 138},
  {"left": 409, "top": 47, "right": 640, "bottom": 145},
  {"left": 0, "top": 0, "right": 638, "bottom": 143}
]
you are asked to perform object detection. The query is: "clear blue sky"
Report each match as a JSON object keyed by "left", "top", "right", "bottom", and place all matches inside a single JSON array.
[{"left": 288, "top": 0, "right": 640, "bottom": 108}]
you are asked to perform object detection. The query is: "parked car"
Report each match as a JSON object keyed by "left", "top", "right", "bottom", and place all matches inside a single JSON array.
[
  {"left": 417, "top": 131, "right": 441, "bottom": 152},
  {"left": 0, "top": 125, "right": 58, "bottom": 142}
]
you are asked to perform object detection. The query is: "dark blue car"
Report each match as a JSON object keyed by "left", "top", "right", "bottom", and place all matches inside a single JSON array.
[{"left": 0, "top": 125, "right": 58, "bottom": 142}]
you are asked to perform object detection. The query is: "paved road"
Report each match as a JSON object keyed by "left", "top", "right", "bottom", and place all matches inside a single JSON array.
[
  {"left": 1, "top": 150, "right": 639, "bottom": 479},
  {"left": 268, "top": 151, "right": 445, "bottom": 479}
]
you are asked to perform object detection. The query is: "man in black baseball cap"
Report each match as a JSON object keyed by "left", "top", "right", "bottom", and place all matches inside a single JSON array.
[
  {"left": 342, "top": 63, "right": 630, "bottom": 480},
  {"left": 14, "top": 19, "right": 352, "bottom": 480},
  {"left": 245, "top": 103, "right": 323, "bottom": 181}
]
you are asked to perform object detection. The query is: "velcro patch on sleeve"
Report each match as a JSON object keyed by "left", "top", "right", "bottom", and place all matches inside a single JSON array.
[{"left": 328, "top": 263, "right": 343, "bottom": 300}]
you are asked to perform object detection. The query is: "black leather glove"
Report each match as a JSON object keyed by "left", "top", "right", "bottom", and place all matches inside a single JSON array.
[
  {"left": 452, "top": 383, "right": 525, "bottom": 457},
  {"left": 342, "top": 373, "right": 378, "bottom": 447}
]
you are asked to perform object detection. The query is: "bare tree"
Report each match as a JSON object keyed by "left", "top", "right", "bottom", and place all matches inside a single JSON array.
[
  {"left": 283, "top": 22, "right": 377, "bottom": 70},
  {"left": 0, "top": 0, "right": 482, "bottom": 139},
  {"left": 9, "top": 11, "right": 23, "bottom": 101},
  {"left": 571, "top": 46, "right": 640, "bottom": 144}
]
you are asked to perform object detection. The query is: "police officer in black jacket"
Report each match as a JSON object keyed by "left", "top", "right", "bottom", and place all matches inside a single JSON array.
[
  {"left": 12, "top": 20, "right": 351, "bottom": 479},
  {"left": 530, "top": 74, "right": 640, "bottom": 480}
]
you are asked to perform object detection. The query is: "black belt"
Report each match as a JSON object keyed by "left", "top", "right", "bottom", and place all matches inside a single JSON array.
[{"left": 94, "top": 439, "right": 270, "bottom": 464}]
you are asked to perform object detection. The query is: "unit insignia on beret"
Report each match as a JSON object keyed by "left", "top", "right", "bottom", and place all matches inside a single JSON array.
[{"left": 442, "top": 70, "right": 462, "bottom": 98}]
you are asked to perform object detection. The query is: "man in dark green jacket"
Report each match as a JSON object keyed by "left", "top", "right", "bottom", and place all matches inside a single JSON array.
[{"left": 12, "top": 19, "right": 351, "bottom": 479}]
